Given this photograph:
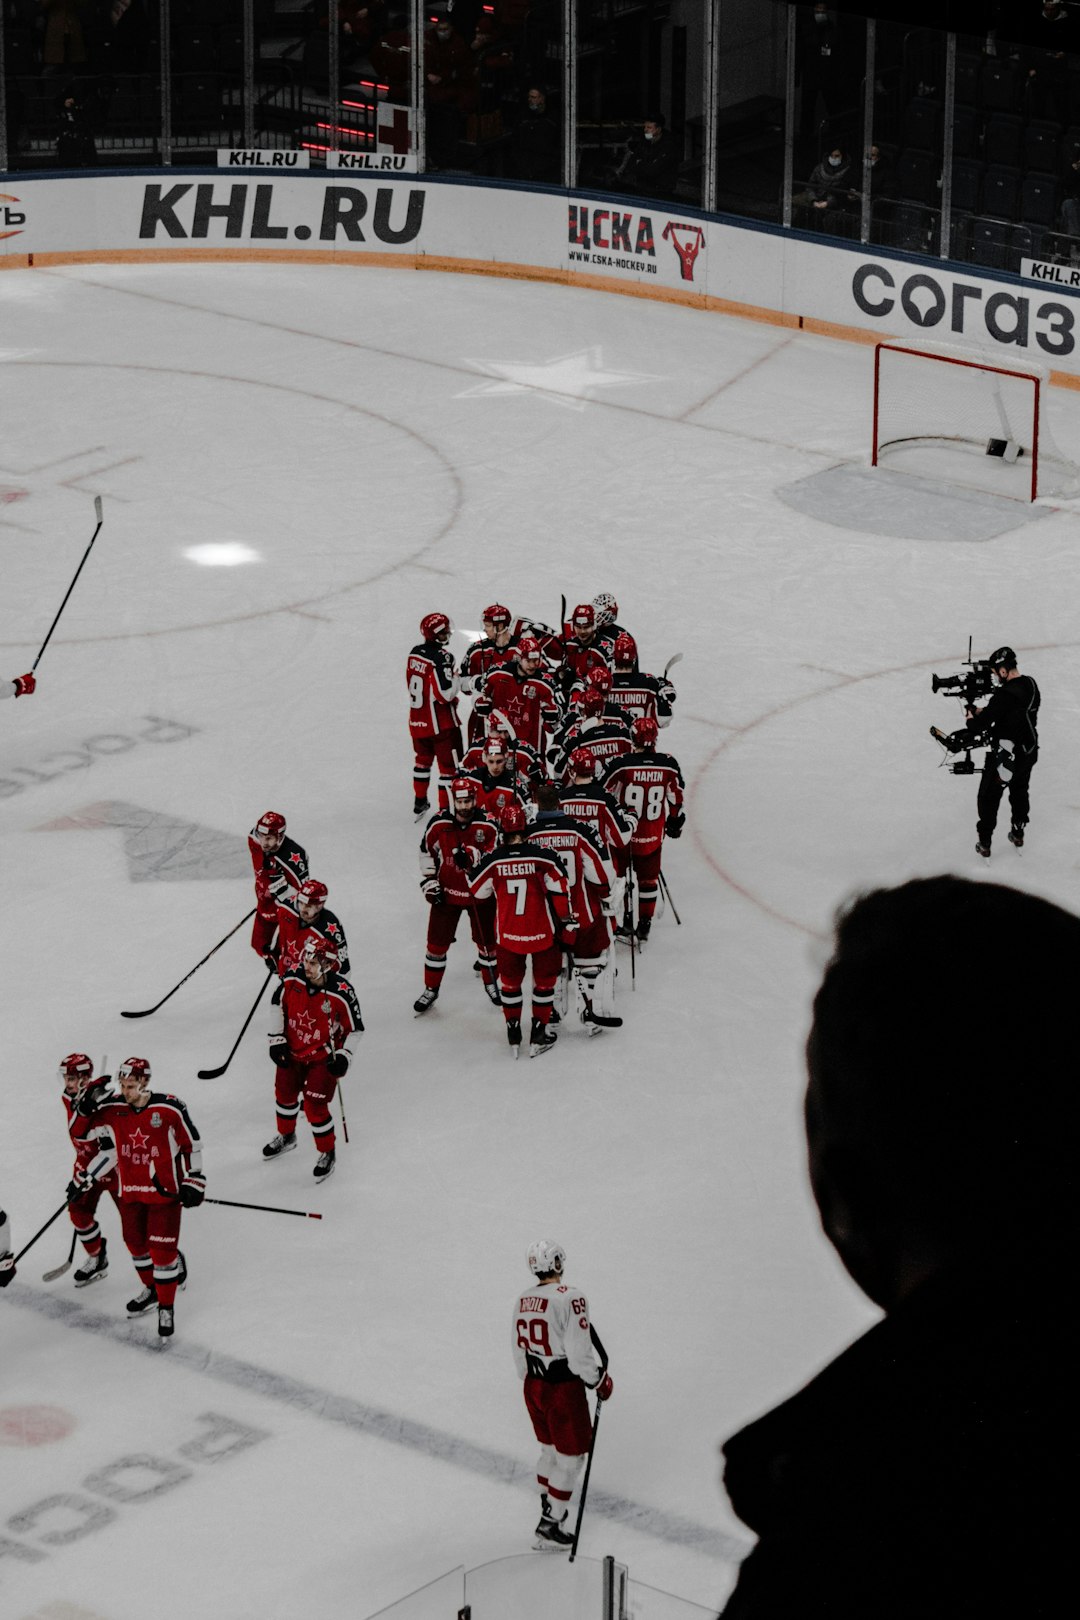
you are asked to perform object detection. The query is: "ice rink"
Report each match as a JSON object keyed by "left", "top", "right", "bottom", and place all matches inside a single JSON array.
[{"left": 2, "top": 257, "right": 1079, "bottom": 1620}]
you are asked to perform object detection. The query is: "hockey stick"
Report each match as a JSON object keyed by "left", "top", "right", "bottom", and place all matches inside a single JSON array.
[
  {"left": 122, "top": 908, "right": 257, "bottom": 1017},
  {"left": 622, "top": 867, "right": 637, "bottom": 989},
  {"left": 13, "top": 1200, "right": 71, "bottom": 1264},
  {"left": 578, "top": 987, "right": 622, "bottom": 1029},
  {"left": 31, "top": 497, "right": 104, "bottom": 673},
  {"left": 205, "top": 1197, "right": 323, "bottom": 1220},
  {"left": 336, "top": 1076, "right": 350, "bottom": 1145},
  {"left": 197, "top": 966, "right": 274, "bottom": 1080},
  {"left": 568, "top": 1397, "right": 603, "bottom": 1562},
  {"left": 658, "top": 870, "right": 682, "bottom": 926},
  {"left": 42, "top": 1230, "right": 79, "bottom": 1282},
  {"left": 663, "top": 651, "right": 683, "bottom": 679}
]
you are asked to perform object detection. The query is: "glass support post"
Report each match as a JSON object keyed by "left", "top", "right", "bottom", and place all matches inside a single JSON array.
[
  {"left": 702, "top": 0, "right": 720, "bottom": 215},
  {"left": 939, "top": 32, "right": 956, "bottom": 259},
  {"left": 243, "top": 0, "right": 256, "bottom": 150},
  {"left": 327, "top": 0, "right": 340, "bottom": 148},
  {"left": 563, "top": 0, "right": 577, "bottom": 191},
  {"left": 860, "top": 19, "right": 875, "bottom": 244},
  {"left": 160, "top": 0, "right": 173, "bottom": 166},
  {"left": 411, "top": 0, "right": 425, "bottom": 171},
  {"left": 782, "top": 3, "right": 796, "bottom": 228}
]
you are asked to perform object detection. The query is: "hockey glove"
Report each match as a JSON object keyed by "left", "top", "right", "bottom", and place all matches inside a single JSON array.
[
  {"left": 593, "top": 1373, "right": 614, "bottom": 1401},
  {"left": 76, "top": 1078, "right": 113, "bottom": 1117},
  {"left": 13, "top": 672, "right": 35, "bottom": 697},
  {"left": 179, "top": 1173, "right": 206, "bottom": 1209},
  {"left": 0, "top": 1251, "right": 15, "bottom": 1287},
  {"left": 665, "top": 811, "right": 685, "bottom": 839},
  {"left": 327, "top": 1050, "right": 350, "bottom": 1079},
  {"left": 269, "top": 1040, "right": 290, "bottom": 1069},
  {"left": 422, "top": 881, "right": 444, "bottom": 906},
  {"left": 66, "top": 1171, "right": 93, "bottom": 1203},
  {"left": 452, "top": 844, "right": 475, "bottom": 871}
]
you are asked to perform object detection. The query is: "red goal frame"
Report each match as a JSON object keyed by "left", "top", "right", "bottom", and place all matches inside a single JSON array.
[{"left": 872, "top": 341, "right": 1041, "bottom": 503}]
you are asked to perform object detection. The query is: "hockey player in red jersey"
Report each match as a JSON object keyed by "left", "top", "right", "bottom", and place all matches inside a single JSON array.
[
  {"left": 559, "top": 746, "right": 638, "bottom": 860},
  {"left": 469, "top": 803, "right": 575, "bottom": 1056},
  {"left": 528, "top": 784, "right": 622, "bottom": 1034},
  {"left": 263, "top": 935, "right": 363, "bottom": 1181},
  {"left": 414, "top": 777, "right": 500, "bottom": 1014},
  {"left": 408, "top": 612, "right": 464, "bottom": 818},
  {"left": 609, "top": 633, "right": 676, "bottom": 729},
  {"left": 552, "top": 686, "right": 634, "bottom": 779},
  {"left": 459, "top": 604, "right": 520, "bottom": 744},
  {"left": 458, "top": 736, "right": 531, "bottom": 822},
  {"left": 271, "top": 878, "right": 350, "bottom": 978},
  {"left": 57, "top": 1053, "right": 119, "bottom": 1289},
  {"left": 512, "top": 1238, "right": 612, "bottom": 1550},
  {"left": 71, "top": 1057, "right": 204, "bottom": 1339},
  {"left": 477, "top": 638, "right": 562, "bottom": 758},
  {"left": 602, "top": 716, "right": 685, "bottom": 943},
  {"left": 248, "top": 811, "right": 310, "bottom": 961},
  {"left": 559, "top": 603, "right": 613, "bottom": 694}
]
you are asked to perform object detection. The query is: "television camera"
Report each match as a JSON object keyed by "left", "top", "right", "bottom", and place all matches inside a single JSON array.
[{"left": 929, "top": 637, "right": 996, "bottom": 775}]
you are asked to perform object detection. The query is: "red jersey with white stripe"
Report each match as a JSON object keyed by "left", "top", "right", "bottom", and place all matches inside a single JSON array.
[
  {"left": 248, "top": 830, "right": 309, "bottom": 894},
  {"left": 602, "top": 750, "right": 685, "bottom": 856},
  {"left": 407, "top": 642, "right": 461, "bottom": 739},
  {"left": 469, "top": 842, "right": 572, "bottom": 953},
  {"left": 525, "top": 813, "right": 613, "bottom": 929},
  {"left": 557, "top": 783, "right": 637, "bottom": 857},
  {"left": 419, "top": 808, "right": 498, "bottom": 907},
  {"left": 480, "top": 668, "right": 562, "bottom": 755},
  {"left": 83, "top": 1093, "right": 203, "bottom": 1204},
  {"left": 62, "top": 1093, "right": 119, "bottom": 1186},
  {"left": 273, "top": 970, "right": 363, "bottom": 1065},
  {"left": 273, "top": 896, "right": 351, "bottom": 977}
]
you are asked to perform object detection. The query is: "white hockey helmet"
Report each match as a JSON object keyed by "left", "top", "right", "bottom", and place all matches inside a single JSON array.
[{"left": 527, "top": 1238, "right": 566, "bottom": 1278}]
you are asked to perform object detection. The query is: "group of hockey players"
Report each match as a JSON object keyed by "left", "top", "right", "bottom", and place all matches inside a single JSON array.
[{"left": 406, "top": 594, "right": 686, "bottom": 1058}]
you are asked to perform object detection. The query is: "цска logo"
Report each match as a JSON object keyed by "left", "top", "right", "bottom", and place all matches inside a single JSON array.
[{"left": 568, "top": 206, "right": 706, "bottom": 281}]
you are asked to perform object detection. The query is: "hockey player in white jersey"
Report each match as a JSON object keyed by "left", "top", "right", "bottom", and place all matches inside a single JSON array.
[{"left": 512, "top": 1238, "right": 613, "bottom": 1549}]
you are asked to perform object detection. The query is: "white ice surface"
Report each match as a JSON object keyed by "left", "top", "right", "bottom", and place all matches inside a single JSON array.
[{"left": 2, "top": 262, "right": 1079, "bottom": 1620}]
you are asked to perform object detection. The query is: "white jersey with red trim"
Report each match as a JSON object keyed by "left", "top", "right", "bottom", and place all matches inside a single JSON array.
[{"left": 512, "top": 1278, "right": 604, "bottom": 1385}]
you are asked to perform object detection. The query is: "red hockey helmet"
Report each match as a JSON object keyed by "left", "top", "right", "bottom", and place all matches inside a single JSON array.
[
  {"left": 59, "top": 1052, "right": 94, "bottom": 1091},
  {"left": 632, "top": 716, "right": 659, "bottom": 749},
  {"left": 572, "top": 603, "right": 595, "bottom": 633},
  {"left": 613, "top": 632, "right": 637, "bottom": 666},
  {"left": 482, "top": 603, "right": 511, "bottom": 628},
  {"left": 592, "top": 592, "right": 618, "bottom": 627},
  {"left": 516, "top": 635, "right": 542, "bottom": 663},
  {"left": 450, "top": 775, "right": 477, "bottom": 807},
  {"left": 255, "top": 811, "right": 286, "bottom": 839},
  {"left": 420, "top": 612, "right": 452, "bottom": 644},
  {"left": 118, "top": 1057, "right": 151, "bottom": 1084},
  {"left": 298, "top": 879, "right": 328, "bottom": 908},
  {"left": 500, "top": 802, "right": 527, "bottom": 836},
  {"left": 587, "top": 665, "right": 613, "bottom": 694},
  {"left": 569, "top": 746, "right": 597, "bottom": 777},
  {"left": 482, "top": 736, "right": 508, "bottom": 761},
  {"left": 581, "top": 688, "right": 607, "bottom": 717},
  {"left": 302, "top": 935, "right": 340, "bottom": 972}
]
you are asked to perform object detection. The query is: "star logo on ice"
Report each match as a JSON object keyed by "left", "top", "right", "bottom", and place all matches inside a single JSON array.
[{"left": 457, "top": 347, "right": 658, "bottom": 411}]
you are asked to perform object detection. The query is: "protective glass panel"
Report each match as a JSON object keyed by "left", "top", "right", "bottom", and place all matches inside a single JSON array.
[
  {"left": 576, "top": 1, "right": 682, "bottom": 205},
  {"left": 711, "top": 0, "right": 787, "bottom": 222}
]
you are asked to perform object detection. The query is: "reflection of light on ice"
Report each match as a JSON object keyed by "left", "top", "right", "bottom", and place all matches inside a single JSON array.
[{"left": 183, "top": 542, "right": 260, "bottom": 567}]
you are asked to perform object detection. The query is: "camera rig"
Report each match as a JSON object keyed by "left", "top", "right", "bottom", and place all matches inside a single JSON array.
[{"left": 929, "top": 637, "right": 995, "bottom": 774}]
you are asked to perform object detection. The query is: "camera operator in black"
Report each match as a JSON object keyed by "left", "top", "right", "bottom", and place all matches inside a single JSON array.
[{"left": 965, "top": 647, "right": 1040, "bottom": 857}]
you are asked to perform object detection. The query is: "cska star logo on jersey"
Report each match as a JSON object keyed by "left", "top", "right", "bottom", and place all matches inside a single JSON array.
[
  {"left": 289, "top": 852, "right": 303, "bottom": 865},
  {"left": 292, "top": 1007, "right": 322, "bottom": 1046},
  {"left": 130, "top": 1128, "right": 149, "bottom": 1151}
]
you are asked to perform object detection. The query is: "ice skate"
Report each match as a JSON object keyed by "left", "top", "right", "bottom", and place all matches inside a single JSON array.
[
  {"left": 534, "top": 1508, "right": 574, "bottom": 1551},
  {"left": 976, "top": 842, "right": 991, "bottom": 859},
  {"left": 1008, "top": 825, "right": 1025, "bottom": 849},
  {"left": 530, "top": 1018, "right": 557, "bottom": 1058},
  {"left": 157, "top": 1304, "right": 174, "bottom": 1339},
  {"left": 126, "top": 1282, "right": 157, "bottom": 1315},
  {"left": 313, "top": 1149, "right": 336, "bottom": 1181},
  {"left": 73, "top": 1238, "right": 108, "bottom": 1289},
  {"left": 482, "top": 979, "right": 501, "bottom": 1006},
  {"left": 506, "top": 1019, "right": 522, "bottom": 1058},
  {"left": 636, "top": 916, "right": 652, "bottom": 943},
  {"left": 412, "top": 796, "right": 429, "bottom": 820},
  {"left": 262, "top": 1133, "right": 296, "bottom": 1159},
  {"left": 413, "top": 986, "right": 439, "bottom": 1015}
]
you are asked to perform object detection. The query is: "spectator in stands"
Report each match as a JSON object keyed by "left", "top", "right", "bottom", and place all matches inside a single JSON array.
[
  {"left": 846, "top": 143, "right": 896, "bottom": 221},
  {"left": 38, "top": 0, "right": 89, "bottom": 77},
  {"left": 793, "top": 145, "right": 852, "bottom": 221},
  {"left": 424, "top": 5, "right": 478, "bottom": 167},
  {"left": 503, "top": 85, "right": 560, "bottom": 184},
  {"left": 1059, "top": 146, "right": 1080, "bottom": 257},
  {"left": 795, "top": 3, "right": 850, "bottom": 150},
  {"left": 719, "top": 875, "right": 1072, "bottom": 1618},
  {"left": 315, "top": 2, "right": 386, "bottom": 69},
  {"left": 615, "top": 114, "right": 681, "bottom": 201},
  {"left": 55, "top": 79, "right": 96, "bottom": 166}
]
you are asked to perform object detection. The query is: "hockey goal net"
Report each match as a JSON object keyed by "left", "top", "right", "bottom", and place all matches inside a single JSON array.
[{"left": 872, "top": 339, "right": 1080, "bottom": 501}]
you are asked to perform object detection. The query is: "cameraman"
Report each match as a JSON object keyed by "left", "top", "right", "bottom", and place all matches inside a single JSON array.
[{"left": 964, "top": 647, "right": 1040, "bottom": 857}]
